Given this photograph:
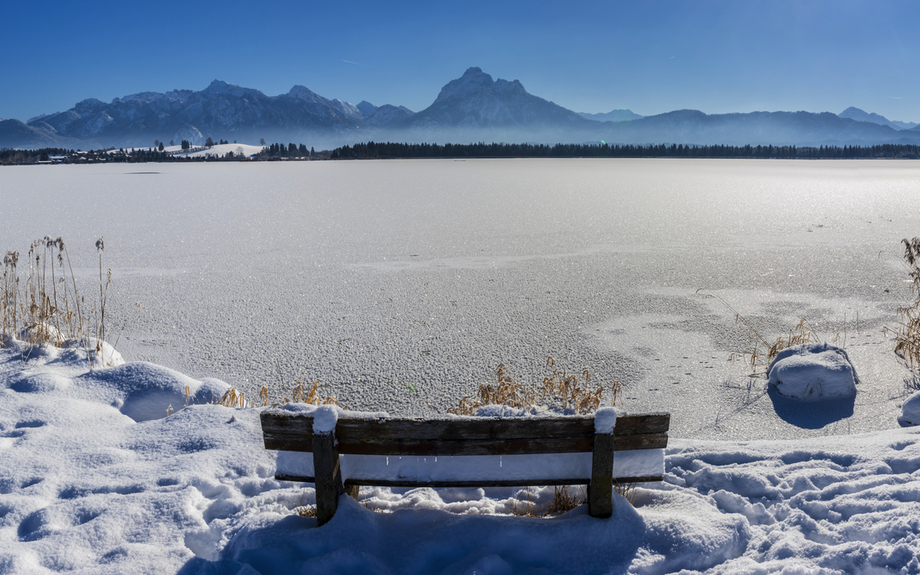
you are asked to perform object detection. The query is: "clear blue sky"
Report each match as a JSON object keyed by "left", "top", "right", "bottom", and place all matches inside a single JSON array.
[{"left": 3, "top": 0, "right": 920, "bottom": 123}]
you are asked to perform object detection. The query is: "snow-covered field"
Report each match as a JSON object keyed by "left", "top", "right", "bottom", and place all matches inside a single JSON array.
[
  {"left": 3, "top": 159, "right": 920, "bottom": 573},
  {"left": 2, "top": 335, "right": 919, "bottom": 574}
]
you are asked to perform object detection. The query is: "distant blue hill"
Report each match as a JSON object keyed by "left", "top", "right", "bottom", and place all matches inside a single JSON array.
[
  {"left": 578, "top": 110, "right": 644, "bottom": 123},
  {"left": 838, "top": 107, "right": 917, "bottom": 131}
]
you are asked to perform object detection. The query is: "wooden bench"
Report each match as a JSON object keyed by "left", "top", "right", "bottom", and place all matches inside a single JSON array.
[{"left": 260, "top": 406, "right": 670, "bottom": 525}]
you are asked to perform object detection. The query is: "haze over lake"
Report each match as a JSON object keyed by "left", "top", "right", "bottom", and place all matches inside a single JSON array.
[{"left": 3, "top": 158, "right": 918, "bottom": 439}]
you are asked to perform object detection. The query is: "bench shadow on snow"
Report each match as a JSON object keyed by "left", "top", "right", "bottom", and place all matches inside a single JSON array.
[
  {"left": 174, "top": 496, "right": 646, "bottom": 575},
  {"left": 767, "top": 385, "right": 855, "bottom": 429}
]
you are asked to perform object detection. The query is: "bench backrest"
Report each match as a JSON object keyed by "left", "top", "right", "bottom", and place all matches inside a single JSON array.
[{"left": 261, "top": 412, "right": 670, "bottom": 456}]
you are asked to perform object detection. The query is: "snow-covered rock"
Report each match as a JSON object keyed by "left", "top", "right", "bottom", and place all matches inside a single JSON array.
[
  {"left": 900, "top": 391, "right": 920, "bottom": 426},
  {"left": 767, "top": 342, "right": 859, "bottom": 400}
]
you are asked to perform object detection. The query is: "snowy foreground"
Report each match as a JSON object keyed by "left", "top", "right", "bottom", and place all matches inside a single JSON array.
[{"left": 2, "top": 339, "right": 920, "bottom": 574}]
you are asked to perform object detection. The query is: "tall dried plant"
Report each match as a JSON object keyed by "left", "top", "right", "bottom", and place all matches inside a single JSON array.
[
  {"left": 890, "top": 237, "right": 920, "bottom": 366},
  {"left": 1, "top": 237, "right": 115, "bottom": 368}
]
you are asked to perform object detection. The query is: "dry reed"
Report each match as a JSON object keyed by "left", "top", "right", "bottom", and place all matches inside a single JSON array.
[
  {"left": 294, "top": 505, "right": 317, "bottom": 518},
  {"left": 510, "top": 483, "right": 635, "bottom": 516},
  {"left": 889, "top": 237, "right": 920, "bottom": 367},
  {"left": 286, "top": 379, "right": 339, "bottom": 406},
  {"left": 216, "top": 378, "right": 340, "bottom": 410},
  {"left": 448, "top": 357, "right": 618, "bottom": 415},
  {"left": 2, "top": 237, "right": 117, "bottom": 367},
  {"left": 546, "top": 485, "right": 582, "bottom": 515}
]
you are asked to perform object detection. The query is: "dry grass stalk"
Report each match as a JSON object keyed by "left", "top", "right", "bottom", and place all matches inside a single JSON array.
[
  {"left": 294, "top": 505, "right": 317, "bottom": 518},
  {"left": 93, "top": 238, "right": 111, "bottom": 363},
  {"left": 218, "top": 387, "right": 247, "bottom": 408},
  {"left": 540, "top": 357, "right": 605, "bottom": 413},
  {"left": 260, "top": 383, "right": 269, "bottom": 407},
  {"left": 510, "top": 483, "right": 637, "bottom": 516},
  {"left": 766, "top": 318, "right": 820, "bottom": 363},
  {"left": 448, "top": 358, "right": 614, "bottom": 415},
  {"left": 615, "top": 482, "right": 638, "bottom": 505},
  {"left": 360, "top": 490, "right": 390, "bottom": 514},
  {"left": 890, "top": 237, "right": 920, "bottom": 366},
  {"left": 287, "top": 379, "right": 339, "bottom": 406},
  {"left": 510, "top": 488, "right": 539, "bottom": 517},
  {"left": 546, "top": 485, "right": 582, "bottom": 515},
  {"left": 217, "top": 378, "right": 340, "bottom": 411},
  {"left": 2, "top": 250, "right": 20, "bottom": 337}
]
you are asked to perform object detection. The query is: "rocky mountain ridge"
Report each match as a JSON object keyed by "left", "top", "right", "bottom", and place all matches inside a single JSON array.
[{"left": 3, "top": 68, "right": 919, "bottom": 150}]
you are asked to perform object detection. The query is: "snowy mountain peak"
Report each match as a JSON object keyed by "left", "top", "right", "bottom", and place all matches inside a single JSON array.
[
  {"left": 410, "top": 67, "right": 593, "bottom": 134},
  {"left": 357, "top": 101, "right": 378, "bottom": 117},
  {"left": 74, "top": 98, "right": 107, "bottom": 114},
  {"left": 287, "top": 85, "right": 322, "bottom": 102},
  {"left": 120, "top": 91, "right": 165, "bottom": 104},
  {"left": 206, "top": 79, "right": 234, "bottom": 90},
  {"left": 433, "top": 67, "right": 526, "bottom": 104},
  {"left": 202, "top": 80, "right": 265, "bottom": 100},
  {"left": 331, "top": 99, "right": 362, "bottom": 118}
]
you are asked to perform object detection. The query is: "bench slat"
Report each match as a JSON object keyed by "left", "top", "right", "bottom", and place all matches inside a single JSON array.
[
  {"left": 261, "top": 412, "right": 670, "bottom": 456},
  {"left": 267, "top": 433, "right": 668, "bottom": 456},
  {"left": 274, "top": 474, "right": 664, "bottom": 488}
]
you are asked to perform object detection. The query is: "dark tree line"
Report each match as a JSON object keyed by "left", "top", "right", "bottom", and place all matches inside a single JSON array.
[
  {"left": 258, "top": 142, "right": 316, "bottom": 158},
  {"left": 0, "top": 147, "right": 71, "bottom": 164},
  {"left": 331, "top": 141, "right": 920, "bottom": 160}
]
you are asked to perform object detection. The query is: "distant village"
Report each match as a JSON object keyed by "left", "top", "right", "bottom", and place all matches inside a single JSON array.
[{"left": 0, "top": 141, "right": 332, "bottom": 165}]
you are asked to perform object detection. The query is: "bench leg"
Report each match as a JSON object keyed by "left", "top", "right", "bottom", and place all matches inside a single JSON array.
[
  {"left": 345, "top": 483, "right": 360, "bottom": 500},
  {"left": 313, "top": 432, "right": 346, "bottom": 526},
  {"left": 589, "top": 432, "right": 615, "bottom": 518}
]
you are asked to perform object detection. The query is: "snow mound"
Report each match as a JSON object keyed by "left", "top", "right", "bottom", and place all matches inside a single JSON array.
[
  {"left": 899, "top": 391, "right": 920, "bottom": 426},
  {"left": 77, "top": 362, "right": 230, "bottom": 421},
  {"left": 767, "top": 342, "right": 859, "bottom": 400},
  {"left": 4, "top": 331, "right": 124, "bottom": 368}
]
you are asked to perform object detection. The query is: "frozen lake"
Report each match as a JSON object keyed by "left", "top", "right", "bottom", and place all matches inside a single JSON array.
[{"left": 3, "top": 158, "right": 919, "bottom": 440}]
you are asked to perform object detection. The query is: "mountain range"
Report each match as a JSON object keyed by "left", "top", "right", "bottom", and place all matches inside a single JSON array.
[{"left": 2, "top": 67, "right": 919, "bottom": 150}]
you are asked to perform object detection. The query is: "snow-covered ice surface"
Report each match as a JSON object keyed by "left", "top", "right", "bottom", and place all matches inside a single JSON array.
[
  {"left": 4, "top": 159, "right": 920, "bottom": 572},
  {"left": 2, "top": 338, "right": 920, "bottom": 574},
  {"left": 2, "top": 158, "right": 920, "bottom": 443}
]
